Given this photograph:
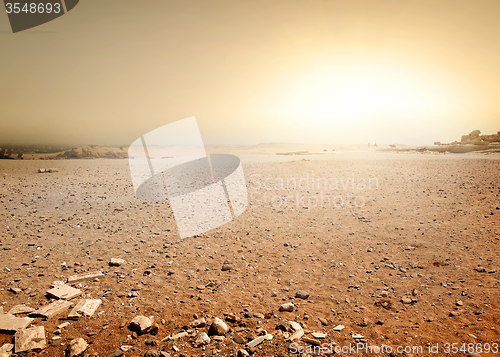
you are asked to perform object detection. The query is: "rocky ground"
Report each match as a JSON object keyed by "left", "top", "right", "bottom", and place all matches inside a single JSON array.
[{"left": 0, "top": 154, "right": 499, "bottom": 356}]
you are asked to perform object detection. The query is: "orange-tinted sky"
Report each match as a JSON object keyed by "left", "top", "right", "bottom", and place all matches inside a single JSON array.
[{"left": 1, "top": 0, "right": 499, "bottom": 146}]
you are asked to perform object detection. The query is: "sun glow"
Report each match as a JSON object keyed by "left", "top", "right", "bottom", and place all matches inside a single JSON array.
[{"left": 268, "top": 62, "right": 456, "bottom": 129}]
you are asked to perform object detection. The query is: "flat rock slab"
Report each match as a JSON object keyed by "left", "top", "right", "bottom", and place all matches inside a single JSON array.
[
  {"left": 15, "top": 326, "right": 46, "bottom": 353},
  {"left": 67, "top": 299, "right": 102, "bottom": 319},
  {"left": 30, "top": 300, "right": 72, "bottom": 318},
  {"left": 7, "top": 305, "right": 35, "bottom": 315},
  {"left": 0, "top": 314, "right": 34, "bottom": 332},
  {"left": 67, "top": 271, "right": 104, "bottom": 283},
  {"left": 46, "top": 285, "right": 82, "bottom": 300}
]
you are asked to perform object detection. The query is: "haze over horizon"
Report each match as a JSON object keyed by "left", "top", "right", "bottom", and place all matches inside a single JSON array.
[{"left": 1, "top": 0, "right": 499, "bottom": 147}]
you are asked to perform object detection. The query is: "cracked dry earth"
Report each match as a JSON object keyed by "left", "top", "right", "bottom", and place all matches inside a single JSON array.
[{"left": 0, "top": 154, "right": 499, "bottom": 357}]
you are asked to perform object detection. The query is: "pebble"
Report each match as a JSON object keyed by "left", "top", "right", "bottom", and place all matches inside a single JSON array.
[
  {"left": 129, "top": 316, "right": 153, "bottom": 334},
  {"left": 233, "top": 333, "right": 246, "bottom": 344},
  {"left": 401, "top": 297, "right": 412, "bottom": 304},
  {"left": 210, "top": 317, "right": 229, "bottom": 336},
  {"left": 318, "top": 317, "right": 329, "bottom": 326},
  {"left": 194, "top": 332, "right": 210, "bottom": 347},
  {"left": 295, "top": 290, "right": 310, "bottom": 299},
  {"left": 109, "top": 258, "right": 126, "bottom": 266},
  {"left": 279, "top": 302, "right": 294, "bottom": 312}
]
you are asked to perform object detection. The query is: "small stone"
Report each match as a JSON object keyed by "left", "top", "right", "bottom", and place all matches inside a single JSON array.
[
  {"left": 401, "top": 297, "right": 412, "bottom": 304},
  {"left": 288, "top": 321, "right": 302, "bottom": 331},
  {"left": 233, "top": 333, "right": 246, "bottom": 344},
  {"left": 191, "top": 317, "right": 206, "bottom": 328},
  {"left": 210, "top": 317, "right": 229, "bottom": 336},
  {"left": 295, "top": 290, "right": 309, "bottom": 299},
  {"left": 318, "top": 317, "right": 329, "bottom": 326},
  {"left": 194, "top": 332, "right": 210, "bottom": 347},
  {"left": 237, "top": 349, "right": 249, "bottom": 357},
  {"left": 0, "top": 343, "right": 14, "bottom": 357},
  {"left": 130, "top": 316, "right": 153, "bottom": 334},
  {"left": 311, "top": 332, "right": 327, "bottom": 339},
  {"left": 109, "top": 258, "right": 126, "bottom": 266},
  {"left": 66, "top": 338, "right": 88, "bottom": 357},
  {"left": 145, "top": 336, "right": 157, "bottom": 345},
  {"left": 9, "top": 287, "right": 22, "bottom": 294},
  {"left": 107, "top": 351, "right": 124, "bottom": 357},
  {"left": 221, "top": 264, "right": 233, "bottom": 271},
  {"left": 475, "top": 309, "right": 484, "bottom": 315},
  {"left": 14, "top": 326, "right": 46, "bottom": 353},
  {"left": 279, "top": 302, "right": 294, "bottom": 312},
  {"left": 449, "top": 311, "right": 459, "bottom": 317},
  {"left": 333, "top": 325, "right": 345, "bottom": 331},
  {"left": 456, "top": 300, "right": 463, "bottom": 306},
  {"left": 352, "top": 333, "right": 364, "bottom": 339}
]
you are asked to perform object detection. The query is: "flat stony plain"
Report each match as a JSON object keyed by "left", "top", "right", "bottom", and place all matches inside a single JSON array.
[{"left": 0, "top": 151, "right": 499, "bottom": 356}]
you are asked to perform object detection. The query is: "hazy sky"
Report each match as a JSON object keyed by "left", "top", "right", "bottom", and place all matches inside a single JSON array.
[{"left": 1, "top": 0, "right": 499, "bottom": 146}]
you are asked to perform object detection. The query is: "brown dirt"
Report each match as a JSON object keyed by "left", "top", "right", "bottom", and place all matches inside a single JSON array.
[{"left": 0, "top": 154, "right": 499, "bottom": 356}]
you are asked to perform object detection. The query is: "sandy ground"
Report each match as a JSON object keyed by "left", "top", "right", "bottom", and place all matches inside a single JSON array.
[{"left": 0, "top": 152, "right": 499, "bottom": 356}]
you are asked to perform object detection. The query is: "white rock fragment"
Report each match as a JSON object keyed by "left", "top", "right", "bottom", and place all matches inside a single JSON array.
[
  {"left": 279, "top": 302, "right": 294, "bottom": 312},
  {"left": 311, "top": 332, "right": 327, "bottom": 339},
  {"left": 109, "top": 258, "right": 126, "bottom": 266},
  {"left": 67, "top": 271, "right": 103, "bottom": 283},
  {"left": 247, "top": 335, "right": 265, "bottom": 348},
  {"left": 14, "top": 326, "right": 46, "bottom": 353},
  {"left": 333, "top": 325, "right": 345, "bottom": 331},
  {"left": 129, "top": 316, "right": 152, "bottom": 334},
  {"left": 67, "top": 299, "right": 102, "bottom": 319},
  {"left": 289, "top": 321, "right": 302, "bottom": 331},
  {"left": 289, "top": 328, "right": 304, "bottom": 341},
  {"left": 194, "top": 332, "right": 210, "bottom": 347},
  {"left": 0, "top": 343, "right": 13, "bottom": 357},
  {"left": 191, "top": 317, "right": 206, "bottom": 328},
  {"left": 66, "top": 338, "right": 88, "bottom": 357}
]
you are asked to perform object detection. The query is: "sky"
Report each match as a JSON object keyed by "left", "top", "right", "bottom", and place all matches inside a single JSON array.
[{"left": 1, "top": 0, "right": 499, "bottom": 146}]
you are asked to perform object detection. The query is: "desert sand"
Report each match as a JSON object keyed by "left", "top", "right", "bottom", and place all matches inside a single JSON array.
[{"left": 0, "top": 150, "right": 499, "bottom": 356}]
